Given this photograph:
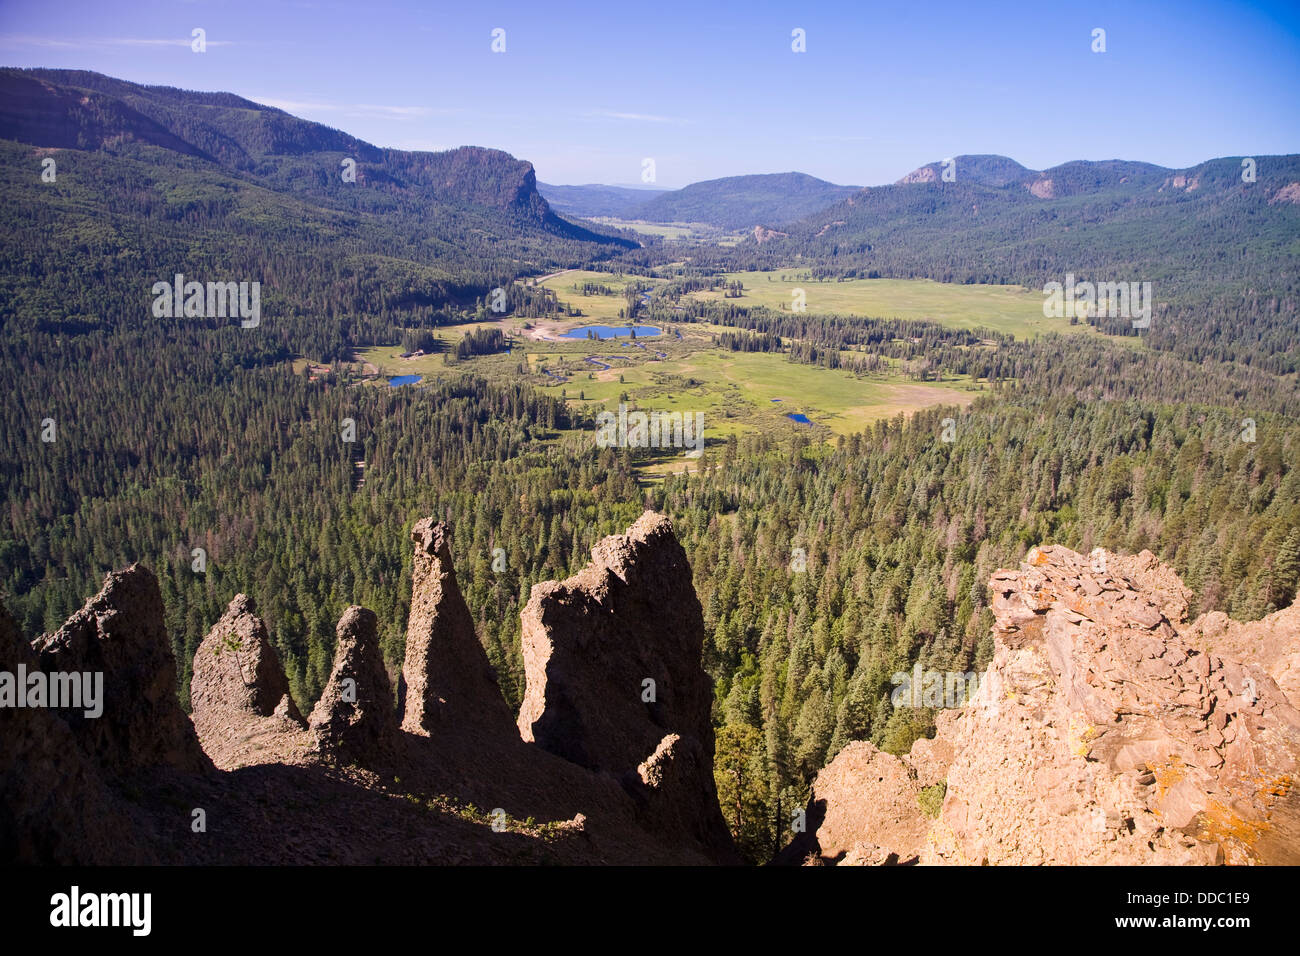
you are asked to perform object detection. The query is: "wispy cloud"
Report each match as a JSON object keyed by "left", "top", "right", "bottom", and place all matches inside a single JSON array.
[
  {"left": 0, "top": 34, "right": 234, "bottom": 49},
  {"left": 584, "top": 109, "right": 687, "bottom": 124},
  {"left": 250, "top": 97, "right": 458, "bottom": 121}
]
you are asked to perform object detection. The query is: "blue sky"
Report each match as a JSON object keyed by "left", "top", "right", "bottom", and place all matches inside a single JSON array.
[{"left": 2, "top": 0, "right": 1298, "bottom": 188}]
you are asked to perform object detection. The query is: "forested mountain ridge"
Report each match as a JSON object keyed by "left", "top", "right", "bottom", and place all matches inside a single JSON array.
[
  {"left": 537, "top": 182, "right": 669, "bottom": 219},
  {"left": 0, "top": 69, "right": 639, "bottom": 360},
  {"left": 673, "top": 152, "right": 1300, "bottom": 370},
  {"left": 0, "top": 67, "right": 635, "bottom": 245},
  {"left": 892, "top": 153, "right": 1175, "bottom": 192},
  {"left": 627, "top": 171, "right": 860, "bottom": 228}
]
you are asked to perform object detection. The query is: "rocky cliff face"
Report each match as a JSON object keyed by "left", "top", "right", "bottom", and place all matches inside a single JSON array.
[
  {"left": 785, "top": 545, "right": 1300, "bottom": 866},
  {"left": 1, "top": 512, "right": 737, "bottom": 865}
]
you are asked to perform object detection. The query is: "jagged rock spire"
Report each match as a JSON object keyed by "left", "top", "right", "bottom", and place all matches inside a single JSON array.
[
  {"left": 400, "top": 518, "right": 515, "bottom": 738},
  {"left": 190, "top": 593, "right": 306, "bottom": 768},
  {"left": 310, "top": 605, "right": 398, "bottom": 760},
  {"left": 517, "top": 512, "right": 715, "bottom": 771},
  {"left": 34, "top": 564, "right": 208, "bottom": 775},
  {"left": 516, "top": 511, "right": 735, "bottom": 856}
]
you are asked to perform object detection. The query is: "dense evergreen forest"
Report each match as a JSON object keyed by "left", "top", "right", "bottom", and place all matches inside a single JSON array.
[
  {"left": 5, "top": 317, "right": 1298, "bottom": 862},
  {"left": 3, "top": 69, "right": 1299, "bottom": 863}
]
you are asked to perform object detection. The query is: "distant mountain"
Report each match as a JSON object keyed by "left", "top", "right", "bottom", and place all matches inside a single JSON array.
[
  {"left": 538, "top": 182, "right": 668, "bottom": 219},
  {"left": 894, "top": 153, "right": 1173, "bottom": 196},
  {"left": 895, "top": 154, "right": 1034, "bottom": 187},
  {"left": 629, "top": 172, "right": 860, "bottom": 228},
  {"left": 706, "top": 152, "right": 1300, "bottom": 370},
  {"left": 0, "top": 68, "right": 638, "bottom": 355},
  {"left": 0, "top": 68, "right": 635, "bottom": 246}
]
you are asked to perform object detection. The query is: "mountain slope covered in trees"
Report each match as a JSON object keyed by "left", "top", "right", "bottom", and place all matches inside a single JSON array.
[
  {"left": 537, "top": 182, "right": 669, "bottom": 219},
  {"left": 627, "top": 172, "right": 859, "bottom": 228},
  {"left": 673, "top": 152, "right": 1300, "bottom": 370}
]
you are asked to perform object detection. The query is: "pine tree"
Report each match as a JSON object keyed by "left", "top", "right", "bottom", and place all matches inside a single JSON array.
[{"left": 1269, "top": 530, "right": 1300, "bottom": 610}]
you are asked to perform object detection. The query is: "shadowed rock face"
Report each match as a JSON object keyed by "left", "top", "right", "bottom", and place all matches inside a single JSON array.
[
  {"left": 190, "top": 593, "right": 308, "bottom": 768},
  {"left": 623, "top": 732, "right": 735, "bottom": 858},
  {"left": 400, "top": 518, "right": 516, "bottom": 740},
  {"left": 516, "top": 512, "right": 736, "bottom": 858},
  {"left": 784, "top": 545, "right": 1300, "bottom": 866},
  {"left": 33, "top": 564, "right": 208, "bottom": 776},
  {"left": 0, "top": 603, "right": 151, "bottom": 864},
  {"left": 310, "top": 605, "right": 398, "bottom": 760},
  {"left": 517, "top": 512, "right": 716, "bottom": 772}
]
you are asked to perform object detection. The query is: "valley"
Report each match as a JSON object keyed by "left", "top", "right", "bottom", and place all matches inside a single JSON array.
[
  {"left": 354, "top": 270, "right": 992, "bottom": 467},
  {"left": 1, "top": 45, "right": 1298, "bottom": 878}
]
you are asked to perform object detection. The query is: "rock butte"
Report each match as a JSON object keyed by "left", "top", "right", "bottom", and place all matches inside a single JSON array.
[{"left": 3, "top": 526, "right": 1297, "bottom": 865}]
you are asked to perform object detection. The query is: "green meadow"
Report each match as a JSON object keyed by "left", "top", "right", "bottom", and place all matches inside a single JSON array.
[
  {"left": 348, "top": 273, "right": 1042, "bottom": 480},
  {"left": 536, "top": 269, "right": 666, "bottom": 322},
  {"left": 690, "top": 270, "right": 1121, "bottom": 341}
]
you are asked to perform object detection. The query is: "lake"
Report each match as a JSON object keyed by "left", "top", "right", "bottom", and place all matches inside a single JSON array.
[
  {"left": 389, "top": 375, "right": 422, "bottom": 386},
  {"left": 561, "top": 325, "right": 663, "bottom": 340},
  {"left": 786, "top": 413, "right": 812, "bottom": 424}
]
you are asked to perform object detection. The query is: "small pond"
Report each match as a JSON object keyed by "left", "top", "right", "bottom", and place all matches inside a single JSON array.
[{"left": 561, "top": 325, "right": 663, "bottom": 340}]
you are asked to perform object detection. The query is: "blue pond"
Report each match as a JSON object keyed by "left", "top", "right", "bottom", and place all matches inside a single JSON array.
[
  {"left": 786, "top": 413, "right": 812, "bottom": 424},
  {"left": 561, "top": 325, "right": 663, "bottom": 340},
  {"left": 389, "top": 374, "right": 422, "bottom": 386}
]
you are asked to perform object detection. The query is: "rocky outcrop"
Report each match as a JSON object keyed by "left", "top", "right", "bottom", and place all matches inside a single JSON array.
[
  {"left": 400, "top": 518, "right": 516, "bottom": 740},
  {"left": 33, "top": 564, "right": 208, "bottom": 775},
  {"left": 788, "top": 545, "right": 1300, "bottom": 865},
  {"left": 621, "top": 733, "right": 732, "bottom": 856},
  {"left": 190, "top": 593, "right": 308, "bottom": 768},
  {"left": 0, "top": 603, "right": 150, "bottom": 863},
  {"left": 1184, "top": 602, "right": 1300, "bottom": 710},
  {"left": 1269, "top": 182, "right": 1300, "bottom": 205},
  {"left": 518, "top": 512, "right": 714, "bottom": 769},
  {"left": 778, "top": 741, "right": 930, "bottom": 866},
  {"left": 10, "top": 509, "right": 740, "bottom": 864},
  {"left": 310, "top": 605, "right": 398, "bottom": 760},
  {"left": 516, "top": 512, "right": 735, "bottom": 858}
]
